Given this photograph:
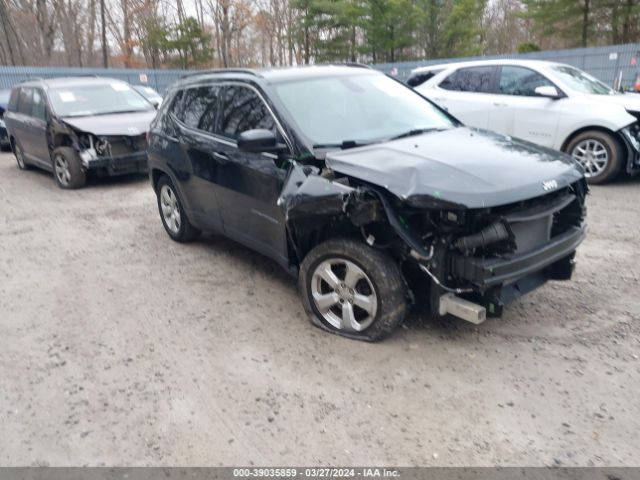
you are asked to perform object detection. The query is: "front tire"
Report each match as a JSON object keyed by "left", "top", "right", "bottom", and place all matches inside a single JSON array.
[
  {"left": 156, "top": 175, "right": 200, "bottom": 242},
  {"left": 299, "top": 238, "right": 406, "bottom": 342},
  {"left": 52, "top": 147, "right": 86, "bottom": 189},
  {"left": 566, "top": 130, "right": 623, "bottom": 184}
]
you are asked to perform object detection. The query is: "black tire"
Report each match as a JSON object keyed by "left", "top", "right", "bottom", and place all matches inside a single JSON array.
[
  {"left": 52, "top": 147, "right": 86, "bottom": 189},
  {"left": 13, "top": 141, "right": 31, "bottom": 170},
  {"left": 156, "top": 175, "right": 200, "bottom": 242},
  {"left": 299, "top": 238, "right": 406, "bottom": 342},
  {"left": 565, "top": 130, "right": 624, "bottom": 184}
]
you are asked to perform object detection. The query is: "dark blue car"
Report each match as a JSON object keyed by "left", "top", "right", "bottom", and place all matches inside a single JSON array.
[{"left": 0, "top": 89, "right": 10, "bottom": 150}]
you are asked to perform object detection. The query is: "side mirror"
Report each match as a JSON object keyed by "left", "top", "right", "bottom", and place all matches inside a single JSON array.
[
  {"left": 237, "top": 129, "right": 285, "bottom": 153},
  {"left": 535, "top": 85, "right": 561, "bottom": 99}
]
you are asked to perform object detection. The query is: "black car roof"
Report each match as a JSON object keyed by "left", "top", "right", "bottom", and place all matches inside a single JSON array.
[{"left": 176, "top": 64, "right": 376, "bottom": 87}]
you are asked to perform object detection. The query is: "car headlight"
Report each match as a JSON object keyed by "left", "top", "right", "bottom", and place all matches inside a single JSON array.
[{"left": 0, "top": 119, "right": 5, "bottom": 128}]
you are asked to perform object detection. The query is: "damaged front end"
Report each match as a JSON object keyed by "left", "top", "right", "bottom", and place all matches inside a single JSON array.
[
  {"left": 279, "top": 161, "right": 588, "bottom": 324},
  {"left": 620, "top": 111, "right": 640, "bottom": 173},
  {"left": 54, "top": 119, "right": 148, "bottom": 176}
]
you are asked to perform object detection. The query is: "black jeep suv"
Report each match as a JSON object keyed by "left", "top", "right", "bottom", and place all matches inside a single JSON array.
[
  {"left": 4, "top": 77, "right": 155, "bottom": 189},
  {"left": 148, "top": 65, "right": 587, "bottom": 341}
]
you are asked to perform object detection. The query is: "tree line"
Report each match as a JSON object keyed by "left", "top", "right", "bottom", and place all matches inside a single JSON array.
[{"left": 1, "top": 0, "right": 639, "bottom": 69}]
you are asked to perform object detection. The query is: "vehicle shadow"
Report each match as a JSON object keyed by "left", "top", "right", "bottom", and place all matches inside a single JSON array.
[
  {"left": 197, "top": 231, "right": 297, "bottom": 293},
  {"left": 590, "top": 173, "right": 640, "bottom": 187},
  {"left": 194, "top": 231, "right": 521, "bottom": 342},
  {"left": 86, "top": 172, "right": 148, "bottom": 188},
  {"left": 11, "top": 164, "right": 148, "bottom": 190}
]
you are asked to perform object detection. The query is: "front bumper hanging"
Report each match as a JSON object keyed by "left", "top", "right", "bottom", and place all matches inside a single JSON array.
[{"left": 80, "top": 150, "right": 148, "bottom": 176}]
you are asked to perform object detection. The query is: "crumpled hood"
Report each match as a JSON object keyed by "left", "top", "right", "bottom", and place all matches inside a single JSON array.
[
  {"left": 326, "top": 127, "right": 584, "bottom": 209},
  {"left": 61, "top": 111, "right": 156, "bottom": 136}
]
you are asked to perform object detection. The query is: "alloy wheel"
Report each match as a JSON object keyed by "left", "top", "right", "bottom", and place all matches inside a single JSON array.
[
  {"left": 15, "top": 145, "right": 25, "bottom": 169},
  {"left": 54, "top": 154, "right": 71, "bottom": 186},
  {"left": 571, "top": 139, "right": 609, "bottom": 178},
  {"left": 310, "top": 258, "right": 378, "bottom": 332},
  {"left": 160, "top": 184, "right": 181, "bottom": 235}
]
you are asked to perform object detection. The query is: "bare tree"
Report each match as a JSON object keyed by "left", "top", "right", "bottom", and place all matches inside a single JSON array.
[{"left": 101, "top": 0, "right": 108, "bottom": 66}]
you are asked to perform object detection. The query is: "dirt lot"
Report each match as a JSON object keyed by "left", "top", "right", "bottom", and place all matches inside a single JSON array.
[{"left": 0, "top": 151, "right": 639, "bottom": 467}]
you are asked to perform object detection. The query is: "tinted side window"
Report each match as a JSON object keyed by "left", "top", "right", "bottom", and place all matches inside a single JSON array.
[
  {"left": 180, "top": 86, "right": 219, "bottom": 132},
  {"left": 499, "top": 66, "right": 554, "bottom": 96},
  {"left": 440, "top": 66, "right": 495, "bottom": 93},
  {"left": 158, "top": 89, "right": 183, "bottom": 136},
  {"left": 407, "top": 69, "right": 443, "bottom": 87},
  {"left": 32, "top": 89, "right": 46, "bottom": 120},
  {"left": 17, "top": 88, "right": 33, "bottom": 115},
  {"left": 219, "top": 85, "right": 275, "bottom": 139},
  {"left": 166, "top": 89, "right": 184, "bottom": 118}
]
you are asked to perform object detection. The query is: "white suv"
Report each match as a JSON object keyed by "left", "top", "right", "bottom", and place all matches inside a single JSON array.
[{"left": 411, "top": 59, "right": 640, "bottom": 184}]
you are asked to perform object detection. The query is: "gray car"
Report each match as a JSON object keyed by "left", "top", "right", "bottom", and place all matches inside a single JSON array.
[{"left": 4, "top": 77, "right": 156, "bottom": 189}]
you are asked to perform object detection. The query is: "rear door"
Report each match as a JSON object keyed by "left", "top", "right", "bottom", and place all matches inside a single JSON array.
[
  {"left": 488, "top": 65, "right": 563, "bottom": 147},
  {"left": 169, "top": 86, "right": 224, "bottom": 232},
  {"left": 210, "top": 83, "right": 290, "bottom": 265},
  {"left": 430, "top": 65, "right": 498, "bottom": 128},
  {"left": 27, "top": 88, "right": 51, "bottom": 164},
  {"left": 9, "top": 88, "right": 34, "bottom": 158}
]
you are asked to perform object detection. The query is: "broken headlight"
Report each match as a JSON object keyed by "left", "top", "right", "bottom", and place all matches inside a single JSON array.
[{"left": 95, "top": 137, "right": 110, "bottom": 156}]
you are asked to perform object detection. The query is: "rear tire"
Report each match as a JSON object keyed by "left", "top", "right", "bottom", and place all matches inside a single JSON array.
[
  {"left": 565, "top": 130, "right": 623, "bottom": 184},
  {"left": 299, "top": 238, "right": 406, "bottom": 342},
  {"left": 14, "top": 141, "right": 31, "bottom": 170},
  {"left": 156, "top": 175, "right": 200, "bottom": 242},
  {"left": 52, "top": 147, "right": 86, "bottom": 189}
]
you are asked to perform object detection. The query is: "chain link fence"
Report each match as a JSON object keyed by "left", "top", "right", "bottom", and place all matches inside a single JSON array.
[
  {"left": 0, "top": 66, "right": 185, "bottom": 93},
  {"left": 1, "top": 43, "right": 639, "bottom": 92}
]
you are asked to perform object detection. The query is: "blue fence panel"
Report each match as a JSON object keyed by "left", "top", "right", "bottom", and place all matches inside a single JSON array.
[
  {"left": 0, "top": 65, "right": 187, "bottom": 93},
  {"left": 1, "top": 43, "right": 639, "bottom": 92}
]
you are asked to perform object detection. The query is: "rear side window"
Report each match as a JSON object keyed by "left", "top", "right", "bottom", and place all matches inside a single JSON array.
[
  {"left": 178, "top": 86, "right": 219, "bottom": 132},
  {"left": 407, "top": 69, "right": 443, "bottom": 87},
  {"left": 32, "top": 89, "right": 46, "bottom": 119},
  {"left": 499, "top": 66, "right": 555, "bottom": 96},
  {"left": 165, "top": 90, "right": 183, "bottom": 117},
  {"left": 17, "top": 88, "right": 33, "bottom": 115},
  {"left": 439, "top": 66, "right": 496, "bottom": 93},
  {"left": 219, "top": 85, "right": 275, "bottom": 139}
]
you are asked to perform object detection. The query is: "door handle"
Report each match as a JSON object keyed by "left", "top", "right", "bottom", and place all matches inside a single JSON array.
[
  {"left": 212, "top": 152, "right": 229, "bottom": 161},
  {"left": 493, "top": 102, "right": 508, "bottom": 107}
]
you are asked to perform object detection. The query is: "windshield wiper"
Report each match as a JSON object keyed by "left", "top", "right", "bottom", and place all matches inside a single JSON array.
[
  {"left": 63, "top": 112, "right": 96, "bottom": 118},
  {"left": 92, "top": 109, "right": 150, "bottom": 116},
  {"left": 313, "top": 140, "right": 374, "bottom": 150},
  {"left": 389, "top": 127, "right": 447, "bottom": 141}
]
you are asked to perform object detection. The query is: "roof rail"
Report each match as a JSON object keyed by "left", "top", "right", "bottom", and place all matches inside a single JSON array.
[
  {"left": 16, "top": 76, "right": 45, "bottom": 84},
  {"left": 48, "top": 74, "right": 103, "bottom": 79},
  {"left": 179, "top": 68, "right": 260, "bottom": 79}
]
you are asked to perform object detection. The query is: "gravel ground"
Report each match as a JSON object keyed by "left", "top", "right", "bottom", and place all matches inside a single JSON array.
[{"left": 0, "top": 151, "right": 639, "bottom": 467}]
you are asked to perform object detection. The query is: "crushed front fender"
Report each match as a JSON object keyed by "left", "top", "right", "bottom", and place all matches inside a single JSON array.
[{"left": 277, "top": 162, "right": 356, "bottom": 220}]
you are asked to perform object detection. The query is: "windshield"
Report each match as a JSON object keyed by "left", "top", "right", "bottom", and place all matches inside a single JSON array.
[
  {"left": 272, "top": 73, "right": 454, "bottom": 147},
  {"left": 552, "top": 66, "right": 616, "bottom": 95},
  {"left": 49, "top": 82, "right": 154, "bottom": 117},
  {"left": 135, "top": 86, "right": 161, "bottom": 99}
]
